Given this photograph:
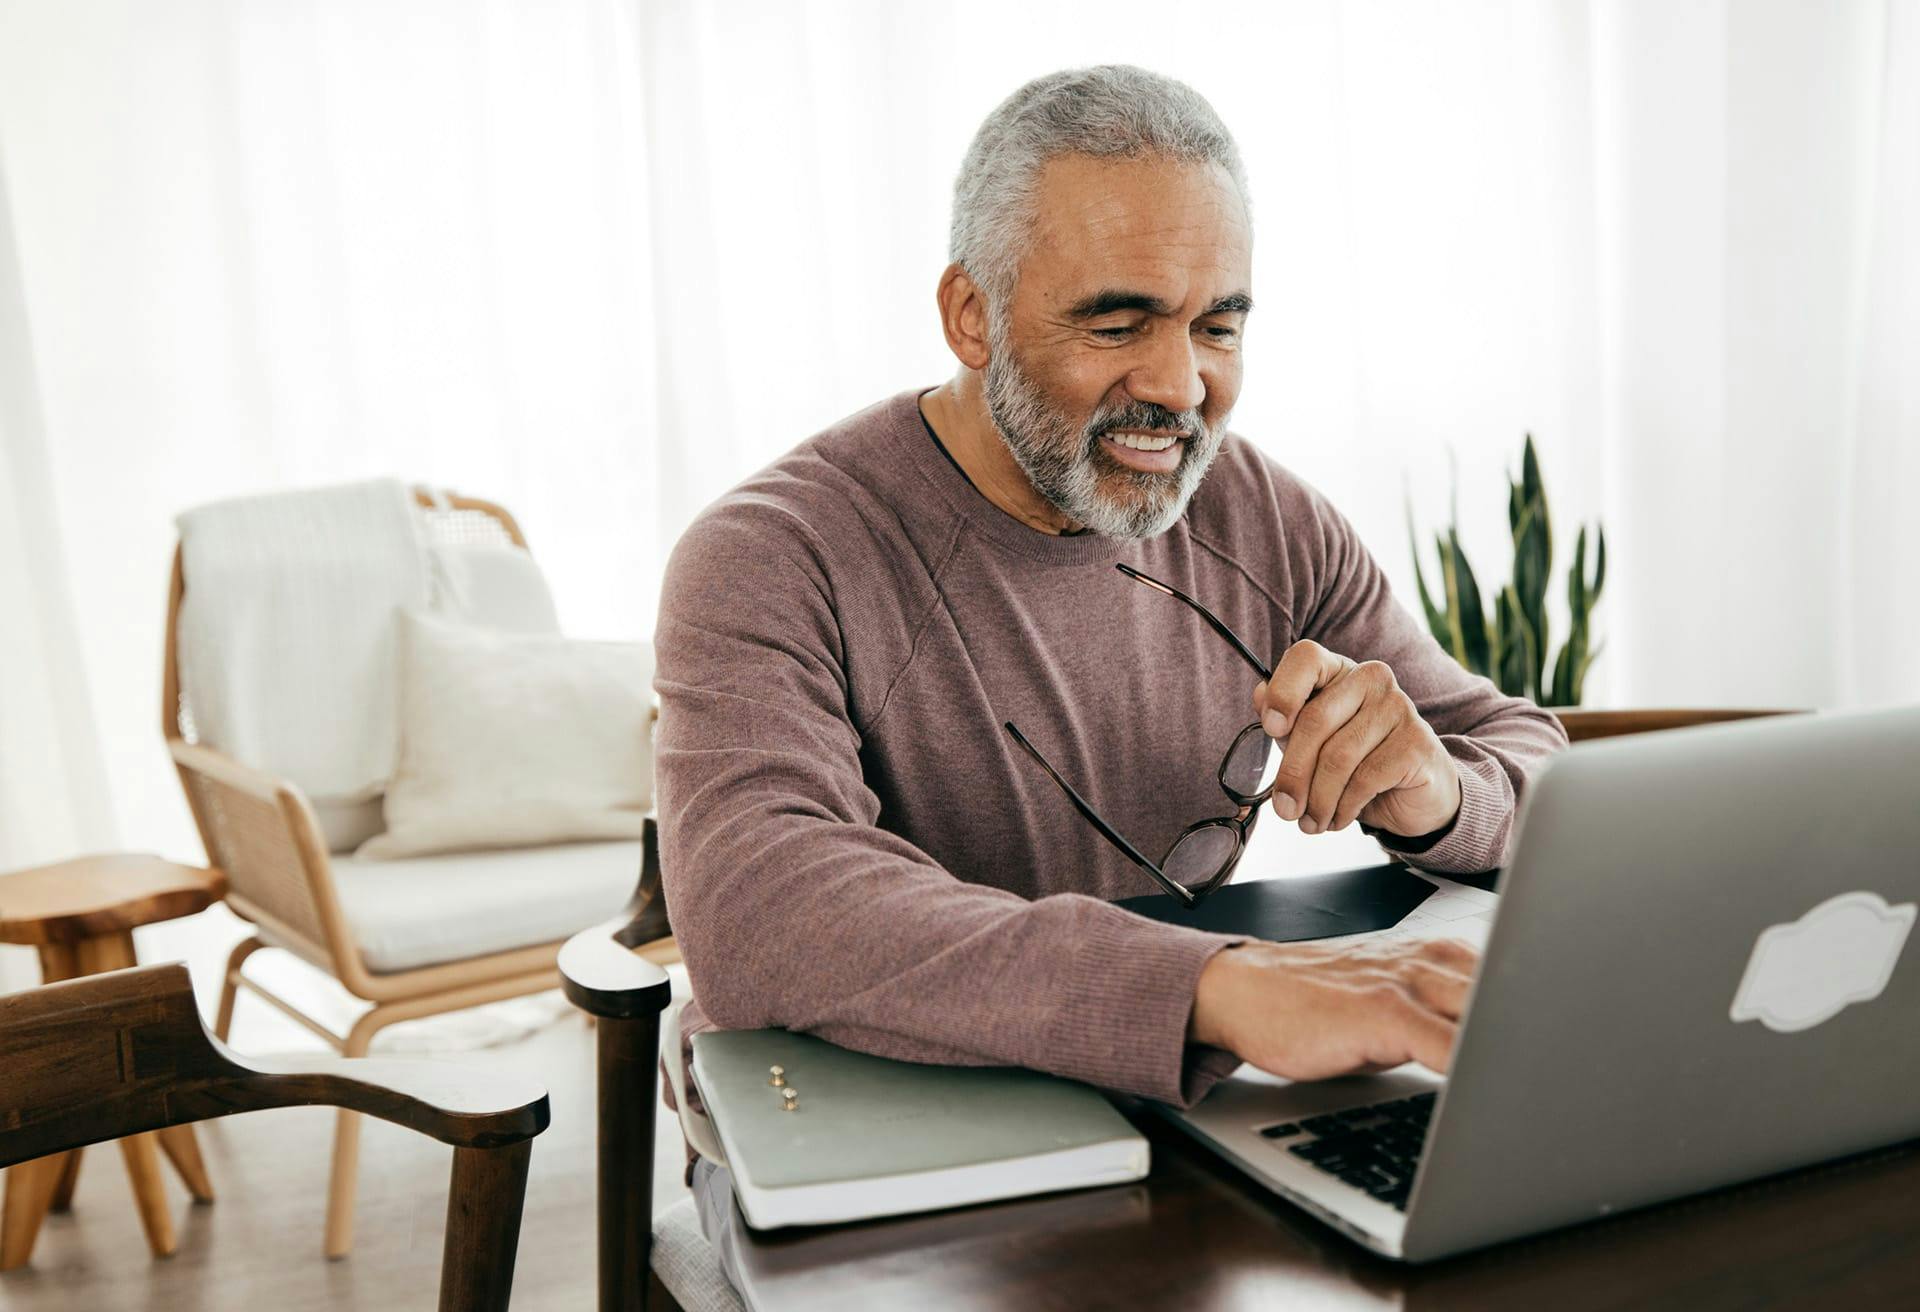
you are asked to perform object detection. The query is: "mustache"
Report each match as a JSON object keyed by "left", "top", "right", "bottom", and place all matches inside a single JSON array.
[{"left": 1085, "top": 400, "right": 1208, "bottom": 445}]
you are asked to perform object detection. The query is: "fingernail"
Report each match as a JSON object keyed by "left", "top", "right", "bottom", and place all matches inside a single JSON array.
[
  {"left": 1275, "top": 793, "right": 1298, "bottom": 820},
  {"left": 1300, "top": 816, "right": 1320, "bottom": 834},
  {"left": 1262, "top": 709, "right": 1289, "bottom": 737}
]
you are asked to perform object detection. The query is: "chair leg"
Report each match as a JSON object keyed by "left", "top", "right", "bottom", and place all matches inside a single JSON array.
[
  {"left": 324, "top": 1005, "right": 392, "bottom": 1259},
  {"left": 213, "top": 935, "right": 266, "bottom": 1042},
  {"left": 596, "top": 1012, "right": 663, "bottom": 1312},
  {"left": 119, "top": 1134, "right": 179, "bottom": 1258},
  {"left": 0, "top": 1155, "right": 66, "bottom": 1270},
  {"left": 48, "top": 1147, "right": 83, "bottom": 1213},
  {"left": 157, "top": 1126, "right": 215, "bottom": 1203},
  {"left": 437, "top": 1141, "right": 532, "bottom": 1312}
]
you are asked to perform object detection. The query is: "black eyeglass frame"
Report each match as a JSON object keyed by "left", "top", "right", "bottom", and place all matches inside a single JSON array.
[{"left": 1003, "top": 564, "right": 1278, "bottom": 909}]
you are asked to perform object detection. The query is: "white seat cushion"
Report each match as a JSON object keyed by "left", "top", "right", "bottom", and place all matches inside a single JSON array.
[
  {"left": 330, "top": 840, "right": 641, "bottom": 973},
  {"left": 654, "top": 1197, "right": 747, "bottom": 1312}
]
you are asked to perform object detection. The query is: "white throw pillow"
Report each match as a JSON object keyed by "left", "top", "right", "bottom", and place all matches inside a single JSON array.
[
  {"left": 426, "top": 540, "right": 562, "bottom": 635},
  {"left": 356, "top": 609, "right": 654, "bottom": 860}
]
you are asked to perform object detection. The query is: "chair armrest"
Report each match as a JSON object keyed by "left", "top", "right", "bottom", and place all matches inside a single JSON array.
[
  {"left": 560, "top": 815, "right": 674, "bottom": 1020},
  {"left": 1, "top": 964, "right": 548, "bottom": 1168},
  {"left": 559, "top": 914, "right": 673, "bottom": 1021},
  {"left": 166, "top": 738, "right": 363, "bottom": 974},
  {"left": 167, "top": 738, "right": 286, "bottom": 801},
  {"left": 240, "top": 1052, "right": 550, "bottom": 1150}
]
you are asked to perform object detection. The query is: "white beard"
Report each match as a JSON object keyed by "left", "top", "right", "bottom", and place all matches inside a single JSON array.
[{"left": 982, "top": 344, "right": 1228, "bottom": 539}]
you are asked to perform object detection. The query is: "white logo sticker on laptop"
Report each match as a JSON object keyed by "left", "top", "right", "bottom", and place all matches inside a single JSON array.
[{"left": 1731, "top": 891, "right": 1915, "bottom": 1033}]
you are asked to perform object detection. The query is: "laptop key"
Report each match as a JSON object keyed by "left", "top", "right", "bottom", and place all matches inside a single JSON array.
[{"left": 1259, "top": 1122, "right": 1302, "bottom": 1139}]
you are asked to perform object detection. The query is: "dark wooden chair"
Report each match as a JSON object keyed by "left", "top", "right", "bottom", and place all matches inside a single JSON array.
[
  {"left": 557, "top": 818, "right": 682, "bottom": 1311},
  {"left": 559, "top": 710, "right": 1808, "bottom": 1310},
  {"left": 0, "top": 963, "right": 550, "bottom": 1310}
]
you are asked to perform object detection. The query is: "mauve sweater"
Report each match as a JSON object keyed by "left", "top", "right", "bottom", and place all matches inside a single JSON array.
[{"left": 655, "top": 389, "right": 1568, "bottom": 1112}]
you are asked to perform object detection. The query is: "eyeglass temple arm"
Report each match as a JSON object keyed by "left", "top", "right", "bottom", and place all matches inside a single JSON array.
[
  {"left": 1002, "top": 722, "right": 1197, "bottom": 909},
  {"left": 1115, "top": 563, "right": 1273, "bottom": 682}
]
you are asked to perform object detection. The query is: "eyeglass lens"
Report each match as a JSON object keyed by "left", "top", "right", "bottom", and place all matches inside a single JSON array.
[
  {"left": 1222, "top": 723, "right": 1282, "bottom": 802},
  {"left": 1162, "top": 822, "right": 1241, "bottom": 894}
]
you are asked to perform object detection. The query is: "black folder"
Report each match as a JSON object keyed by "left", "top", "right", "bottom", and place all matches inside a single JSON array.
[{"left": 1115, "top": 863, "right": 1439, "bottom": 942}]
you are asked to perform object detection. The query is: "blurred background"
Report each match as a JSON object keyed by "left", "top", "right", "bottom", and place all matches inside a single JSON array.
[{"left": 3, "top": 0, "right": 1917, "bottom": 995}]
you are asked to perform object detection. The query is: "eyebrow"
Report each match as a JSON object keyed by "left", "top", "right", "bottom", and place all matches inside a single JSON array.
[{"left": 1064, "top": 289, "right": 1254, "bottom": 319}]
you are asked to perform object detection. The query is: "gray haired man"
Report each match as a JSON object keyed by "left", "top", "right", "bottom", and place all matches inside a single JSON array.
[{"left": 659, "top": 66, "right": 1567, "bottom": 1283}]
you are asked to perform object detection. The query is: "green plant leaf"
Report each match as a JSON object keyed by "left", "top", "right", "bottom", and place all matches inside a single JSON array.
[
  {"left": 1405, "top": 497, "right": 1451, "bottom": 647},
  {"left": 1496, "top": 585, "right": 1535, "bottom": 697},
  {"left": 1549, "top": 639, "right": 1572, "bottom": 707},
  {"left": 1591, "top": 523, "right": 1607, "bottom": 604},
  {"left": 1512, "top": 496, "right": 1548, "bottom": 696},
  {"left": 1571, "top": 638, "right": 1606, "bottom": 705},
  {"left": 1438, "top": 532, "right": 1465, "bottom": 664},
  {"left": 1567, "top": 524, "right": 1588, "bottom": 621},
  {"left": 1524, "top": 437, "right": 1553, "bottom": 692},
  {"left": 1448, "top": 528, "right": 1491, "bottom": 676}
]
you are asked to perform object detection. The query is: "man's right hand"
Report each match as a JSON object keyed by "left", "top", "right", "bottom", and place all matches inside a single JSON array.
[{"left": 1188, "top": 936, "right": 1480, "bottom": 1079}]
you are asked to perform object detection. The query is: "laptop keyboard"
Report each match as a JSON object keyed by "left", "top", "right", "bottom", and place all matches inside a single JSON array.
[{"left": 1257, "top": 1091, "right": 1435, "bottom": 1212}]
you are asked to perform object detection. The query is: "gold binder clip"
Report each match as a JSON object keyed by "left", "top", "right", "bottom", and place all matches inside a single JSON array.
[
  {"left": 781, "top": 1088, "right": 799, "bottom": 1112},
  {"left": 769, "top": 1065, "right": 787, "bottom": 1088}
]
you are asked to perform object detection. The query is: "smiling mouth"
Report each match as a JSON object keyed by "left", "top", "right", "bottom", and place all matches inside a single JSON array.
[{"left": 1104, "top": 429, "right": 1186, "bottom": 453}]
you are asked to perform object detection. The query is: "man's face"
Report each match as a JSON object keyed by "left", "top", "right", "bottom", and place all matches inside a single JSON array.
[{"left": 984, "top": 153, "right": 1252, "bottom": 538}]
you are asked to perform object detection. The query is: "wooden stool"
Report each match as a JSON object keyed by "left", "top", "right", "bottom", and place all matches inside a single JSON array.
[{"left": 0, "top": 853, "right": 228, "bottom": 1268}]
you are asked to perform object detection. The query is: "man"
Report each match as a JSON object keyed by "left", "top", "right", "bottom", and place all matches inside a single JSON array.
[{"left": 657, "top": 65, "right": 1567, "bottom": 1276}]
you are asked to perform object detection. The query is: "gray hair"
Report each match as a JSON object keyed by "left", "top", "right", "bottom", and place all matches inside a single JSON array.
[{"left": 949, "top": 65, "right": 1249, "bottom": 326}]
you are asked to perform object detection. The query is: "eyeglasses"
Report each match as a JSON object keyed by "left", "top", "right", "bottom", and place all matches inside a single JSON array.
[{"left": 1004, "top": 563, "right": 1279, "bottom": 908}]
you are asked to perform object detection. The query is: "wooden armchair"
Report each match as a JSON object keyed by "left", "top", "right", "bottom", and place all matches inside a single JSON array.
[
  {"left": 0, "top": 963, "right": 548, "bottom": 1309},
  {"left": 556, "top": 706, "right": 1807, "bottom": 1309},
  {"left": 162, "top": 488, "right": 676, "bottom": 1257}
]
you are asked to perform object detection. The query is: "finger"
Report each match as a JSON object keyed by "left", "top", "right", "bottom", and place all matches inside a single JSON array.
[
  {"left": 1304, "top": 700, "right": 1399, "bottom": 834},
  {"left": 1269, "top": 666, "right": 1369, "bottom": 823},
  {"left": 1416, "top": 936, "right": 1482, "bottom": 975},
  {"left": 1329, "top": 722, "right": 1425, "bottom": 832},
  {"left": 1401, "top": 959, "right": 1473, "bottom": 1020},
  {"left": 1258, "top": 640, "right": 1353, "bottom": 741},
  {"left": 1392, "top": 995, "right": 1460, "bottom": 1074}
]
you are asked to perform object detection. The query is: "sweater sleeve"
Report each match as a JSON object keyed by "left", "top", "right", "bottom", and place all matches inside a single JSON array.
[
  {"left": 1293, "top": 485, "right": 1570, "bottom": 875},
  {"left": 655, "top": 503, "right": 1244, "bottom": 1108}
]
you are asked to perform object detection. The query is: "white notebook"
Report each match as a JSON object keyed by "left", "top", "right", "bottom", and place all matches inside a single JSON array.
[{"left": 691, "top": 1029, "right": 1150, "bottom": 1230}]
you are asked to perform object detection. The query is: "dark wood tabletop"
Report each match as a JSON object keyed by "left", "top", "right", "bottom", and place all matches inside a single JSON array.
[{"left": 732, "top": 1101, "right": 1920, "bottom": 1311}]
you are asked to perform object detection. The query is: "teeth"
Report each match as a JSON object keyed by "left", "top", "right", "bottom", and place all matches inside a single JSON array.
[{"left": 1108, "top": 432, "right": 1178, "bottom": 452}]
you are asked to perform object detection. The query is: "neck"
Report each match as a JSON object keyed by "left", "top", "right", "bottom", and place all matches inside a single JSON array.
[{"left": 919, "top": 374, "right": 1083, "bottom": 536}]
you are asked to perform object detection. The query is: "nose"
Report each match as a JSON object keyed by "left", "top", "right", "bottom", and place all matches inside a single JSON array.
[{"left": 1126, "top": 329, "right": 1206, "bottom": 416}]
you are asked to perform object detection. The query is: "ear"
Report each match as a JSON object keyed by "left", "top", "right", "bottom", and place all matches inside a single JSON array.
[{"left": 935, "top": 263, "right": 993, "bottom": 372}]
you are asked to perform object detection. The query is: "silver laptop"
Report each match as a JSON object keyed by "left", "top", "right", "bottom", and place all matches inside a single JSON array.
[{"left": 1162, "top": 704, "right": 1920, "bottom": 1262}]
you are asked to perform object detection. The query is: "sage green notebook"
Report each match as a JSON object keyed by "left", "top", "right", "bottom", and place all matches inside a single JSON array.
[{"left": 690, "top": 1029, "right": 1149, "bottom": 1230}]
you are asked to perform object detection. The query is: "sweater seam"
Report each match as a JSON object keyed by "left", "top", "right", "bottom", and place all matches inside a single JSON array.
[
  {"left": 857, "top": 514, "right": 971, "bottom": 737},
  {"left": 1185, "top": 524, "right": 1297, "bottom": 636}
]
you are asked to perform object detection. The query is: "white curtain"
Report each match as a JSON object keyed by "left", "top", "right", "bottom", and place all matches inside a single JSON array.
[
  {"left": 0, "top": 0, "right": 1915, "bottom": 911},
  {"left": 0, "top": 147, "right": 118, "bottom": 990}
]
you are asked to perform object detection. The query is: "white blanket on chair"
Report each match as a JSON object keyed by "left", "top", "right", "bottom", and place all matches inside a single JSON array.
[{"left": 175, "top": 477, "right": 429, "bottom": 804}]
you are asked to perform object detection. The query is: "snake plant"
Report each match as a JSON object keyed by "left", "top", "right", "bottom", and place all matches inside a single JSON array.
[{"left": 1406, "top": 436, "right": 1606, "bottom": 707}]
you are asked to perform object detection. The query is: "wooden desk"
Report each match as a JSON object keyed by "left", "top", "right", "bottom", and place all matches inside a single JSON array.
[{"left": 730, "top": 1103, "right": 1920, "bottom": 1310}]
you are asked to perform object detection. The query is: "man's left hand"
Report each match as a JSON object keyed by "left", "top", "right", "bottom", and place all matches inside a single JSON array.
[{"left": 1253, "top": 640, "right": 1462, "bottom": 840}]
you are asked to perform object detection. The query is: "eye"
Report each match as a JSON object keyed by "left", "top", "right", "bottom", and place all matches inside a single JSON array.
[
  {"left": 1090, "top": 325, "right": 1137, "bottom": 340},
  {"left": 1199, "top": 324, "right": 1240, "bottom": 341}
]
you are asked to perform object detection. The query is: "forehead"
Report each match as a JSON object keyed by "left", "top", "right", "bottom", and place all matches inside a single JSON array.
[{"left": 1020, "top": 154, "right": 1251, "bottom": 307}]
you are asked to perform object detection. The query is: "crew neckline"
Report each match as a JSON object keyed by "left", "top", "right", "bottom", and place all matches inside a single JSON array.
[{"left": 895, "top": 389, "right": 1168, "bottom": 566}]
